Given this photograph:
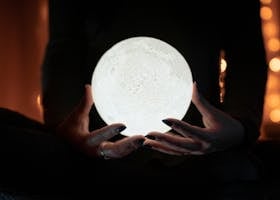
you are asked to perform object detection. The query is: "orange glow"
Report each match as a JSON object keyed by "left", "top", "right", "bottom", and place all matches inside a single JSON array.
[
  {"left": 219, "top": 81, "right": 225, "bottom": 88},
  {"left": 36, "top": 94, "right": 43, "bottom": 117},
  {"left": 266, "top": 74, "right": 279, "bottom": 90},
  {"left": 267, "top": 94, "right": 280, "bottom": 107},
  {"left": 268, "top": 38, "right": 280, "bottom": 52},
  {"left": 219, "top": 50, "right": 226, "bottom": 103},
  {"left": 260, "top": 0, "right": 280, "bottom": 140},
  {"left": 263, "top": 22, "right": 277, "bottom": 37},
  {"left": 269, "top": 109, "right": 280, "bottom": 123},
  {"left": 260, "top": 6, "right": 273, "bottom": 20},
  {"left": 220, "top": 58, "right": 227, "bottom": 72},
  {"left": 40, "top": 0, "right": 48, "bottom": 22},
  {"left": 269, "top": 57, "right": 280, "bottom": 72},
  {"left": 36, "top": 94, "right": 41, "bottom": 106},
  {"left": 260, "top": 0, "right": 272, "bottom": 4},
  {"left": 0, "top": 0, "right": 48, "bottom": 122}
]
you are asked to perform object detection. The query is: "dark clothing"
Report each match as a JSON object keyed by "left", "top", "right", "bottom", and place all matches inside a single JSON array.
[{"left": 0, "top": 0, "right": 267, "bottom": 198}]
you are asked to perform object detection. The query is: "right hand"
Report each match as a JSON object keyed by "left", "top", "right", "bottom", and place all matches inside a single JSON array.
[{"left": 56, "top": 84, "right": 145, "bottom": 159}]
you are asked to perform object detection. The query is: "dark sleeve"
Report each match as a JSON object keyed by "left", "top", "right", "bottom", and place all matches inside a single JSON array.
[
  {"left": 221, "top": 0, "right": 268, "bottom": 146},
  {"left": 41, "top": 0, "right": 99, "bottom": 128}
]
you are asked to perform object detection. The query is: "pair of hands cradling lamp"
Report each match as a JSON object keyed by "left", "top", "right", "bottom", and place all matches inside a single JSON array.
[{"left": 57, "top": 82, "right": 244, "bottom": 159}]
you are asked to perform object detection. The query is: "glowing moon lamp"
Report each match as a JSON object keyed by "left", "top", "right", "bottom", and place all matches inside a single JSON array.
[{"left": 91, "top": 37, "right": 193, "bottom": 136}]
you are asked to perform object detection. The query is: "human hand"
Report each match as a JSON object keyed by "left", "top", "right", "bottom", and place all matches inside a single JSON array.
[
  {"left": 143, "top": 82, "right": 245, "bottom": 155},
  {"left": 56, "top": 84, "right": 145, "bottom": 159}
]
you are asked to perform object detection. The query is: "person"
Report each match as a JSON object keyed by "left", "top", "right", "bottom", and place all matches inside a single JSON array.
[{"left": 0, "top": 0, "right": 268, "bottom": 198}]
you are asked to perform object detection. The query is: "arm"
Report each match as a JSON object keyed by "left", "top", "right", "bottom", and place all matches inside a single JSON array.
[
  {"left": 42, "top": 0, "right": 89, "bottom": 128},
  {"left": 221, "top": 0, "right": 268, "bottom": 146},
  {"left": 57, "top": 85, "right": 145, "bottom": 159}
]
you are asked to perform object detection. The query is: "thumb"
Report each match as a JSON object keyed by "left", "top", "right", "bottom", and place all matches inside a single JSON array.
[
  {"left": 76, "top": 84, "right": 94, "bottom": 116},
  {"left": 191, "top": 82, "right": 214, "bottom": 118}
]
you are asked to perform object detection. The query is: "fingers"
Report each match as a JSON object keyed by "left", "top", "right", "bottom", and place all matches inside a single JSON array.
[
  {"left": 100, "top": 135, "right": 145, "bottom": 159},
  {"left": 143, "top": 139, "right": 186, "bottom": 156},
  {"left": 144, "top": 132, "right": 209, "bottom": 156},
  {"left": 146, "top": 132, "right": 202, "bottom": 150},
  {"left": 192, "top": 82, "right": 214, "bottom": 118},
  {"left": 143, "top": 135, "right": 204, "bottom": 155},
  {"left": 162, "top": 118, "right": 213, "bottom": 142},
  {"left": 86, "top": 124, "right": 126, "bottom": 146},
  {"left": 74, "top": 84, "right": 94, "bottom": 117},
  {"left": 82, "top": 84, "right": 94, "bottom": 115}
]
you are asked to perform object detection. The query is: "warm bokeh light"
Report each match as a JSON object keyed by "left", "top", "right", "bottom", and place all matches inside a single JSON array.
[
  {"left": 263, "top": 22, "right": 277, "bottom": 37},
  {"left": 269, "top": 109, "right": 280, "bottom": 123},
  {"left": 266, "top": 73, "right": 279, "bottom": 90},
  {"left": 267, "top": 38, "right": 280, "bottom": 51},
  {"left": 36, "top": 94, "right": 41, "bottom": 106},
  {"left": 219, "top": 50, "right": 226, "bottom": 103},
  {"left": 260, "top": 6, "right": 273, "bottom": 20},
  {"left": 219, "top": 81, "right": 225, "bottom": 88},
  {"left": 36, "top": 94, "right": 43, "bottom": 116},
  {"left": 267, "top": 94, "right": 280, "bottom": 107},
  {"left": 40, "top": 0, "right": 48, "bottom": 22},
  {"left": 269, "top": 57, "right": 280, "bottom": 72},
  {"left": 260, "top": 0, "right": 272, "bottom": 4},
  {"left": 260, "top": 0, "right": 280, "bottom": 140},
  {"left": 220, "top": 58, "right": 227, "bottom": 72}
]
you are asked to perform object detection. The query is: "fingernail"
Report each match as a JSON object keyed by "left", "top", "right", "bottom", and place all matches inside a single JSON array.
[
  {"left": 162, "top": 119, "right": 173, "bottom": 127},
  {"left": 116, "top": 125, "right": 126, "bottom": 132},
  {"left": 137, "top": 139, "right": 145, "bottom": 146},
  {"left": 145, "top": 135, "right": 156, "bottom": 140}
]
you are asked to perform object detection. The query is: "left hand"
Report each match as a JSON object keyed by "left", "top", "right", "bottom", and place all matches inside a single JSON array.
[
  {"left": 56, "top": 85, "right": 145, "bottom": 159},
  {"left": 143, "top": 82, "right": 245, "bottom": 155}
]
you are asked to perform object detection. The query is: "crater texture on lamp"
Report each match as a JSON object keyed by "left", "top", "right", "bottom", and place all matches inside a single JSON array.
[{"left": 91, "top": 37, "right": 193, "bottom": 136}]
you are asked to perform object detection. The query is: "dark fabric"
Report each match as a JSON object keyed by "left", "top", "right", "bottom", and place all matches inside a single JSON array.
[{"left": 0, "top": 109, "right": 261, "bottom": 193}]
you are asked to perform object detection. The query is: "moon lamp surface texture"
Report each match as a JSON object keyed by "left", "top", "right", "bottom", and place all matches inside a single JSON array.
[{"left": 91, "top": 37, "right": 193, "bottom": 136}]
